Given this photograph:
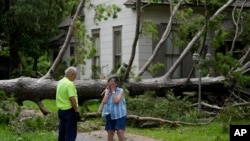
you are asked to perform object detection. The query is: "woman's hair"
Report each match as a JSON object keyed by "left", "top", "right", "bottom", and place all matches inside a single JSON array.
[{"left": 108, "top": 75, "right": 120, "bottom": 84}]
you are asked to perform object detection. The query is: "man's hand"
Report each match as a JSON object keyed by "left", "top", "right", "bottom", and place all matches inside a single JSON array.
[{"left": 75, "top": 112, "right": 81, "bottom": 122}]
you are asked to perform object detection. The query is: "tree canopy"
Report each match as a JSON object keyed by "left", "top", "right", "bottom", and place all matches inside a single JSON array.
[{"left": 0, "top": 0, "right": 78, "bottom": 78}]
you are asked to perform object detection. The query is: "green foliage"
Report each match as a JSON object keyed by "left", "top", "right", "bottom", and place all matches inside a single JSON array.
[
  {"left": 215, "top": 53, "right": 236, "bottom": 76},
  {"left": 135, "top": 76, "right": 142, "bottom": 82},
  {"left": 0, "top": 33, "right": 9, "bottom": 57},
  {"left": 9, "top": 0, "right": 65, "bottom": 51},
  {"left": 86, "top": 1, "right": 121, "bottom": 24},
  {"left": 231, "top": 72, "right": 250, "bottom": 89},
  {"left": 210, "top": 0, "right": 229, "bottom": 7},
  {"left": 0, "top": 46, "right": 9, "bottom": 57},
  {"left": 208, "top": 14, "right": 227, "bottom": 51},
  {"left": 74, "top": 19, "right": 96, "bottom": 60},
  {"left": 174, "top": 8, "right": 204, "bottom": 48},
  {"left": 62, "top": 0, "right": 78, "bottom": 18},
  {"left": 146, "top": 0, "right": 163, "bottom": 3},
  {"left": 209, "top": 14, "right": 225, "bottom": 29},
  {"left": 37, "top": 53, "right": 51, "bottom": 74},
  {"left": 0, "top": 0, "right": 74, "bottom": 77},
  {"left": 116, "top": 66, "right": 126, "bottom": 81},
  {"left": 51, "top": 61, "right": 68, "bottom": 80},
  {"left": 213, "top": 53, "right": 250, "bottom": 88},
  {"left": 212, "top": 29, "right": 227, "bottom": 50},
  {"left": 73, "top": 19, "right": 96, "bottom": 75},
  {"left": 43, "top": 113, "right": 59, "bottom": 131},
  {"left": 0, "top": 90, "right": 5, "bottom": 99},
  {"left": 7, "top": 101, "right": 58, "bottom": 136},
  {"left": 8, "top": 116, "right": 51, "bottom": 135},
  {"left": 14, "top": 52, "right": 50, "bottom": 77},
  {"left": 146, "top": 0, "right": 181, "bottom": 4},
  {"left": 91, "top": 64, "right": 101, "bottom": 79},
  {"left": 110, "top": 63, "right": 137, "bottom": 80},
  {"left": 148, "top": 62, "right": 164, "bottom": 77},
  {"left": 110, "top": 63, "right": 122, "bottom": 75},
  {"left": 241, "top": 11, "right": 250, "bottom": 45},
  {"left": 141, "top": 20, "right": 159, "bottom": 41},
  {"left": 0, "top": 91, "right": 20, "bottom": 124},
  {"left": 127, "top": 91, "right": 194, "bottom": 122},
  {"left": 0, "top": 96, "right": 249, "bottom": 141},
  {"left": 217, "top": 106, "right": 250, "bottom": 125},
  {"left": 21, "top": 100, "right": 58, "bottom": 132}
]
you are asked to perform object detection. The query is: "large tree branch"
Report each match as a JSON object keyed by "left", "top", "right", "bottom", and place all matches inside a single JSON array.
[
  {"left": 42, "top": 0, "right": 85, "bottom": 79},
  {"left": 161, "top": 0, "right": 236, "bottom": 81},
  {"left": 192, "top": 101, "right": 250, "bottom": 110},
  {"left": 239, "top": 46, "right": 250, "bottom": 65},
  {"left": 123, "top": 0, "right": 141, "bottom": 81},
  {"left": 237, "top": 61, "right": 250, "bottom": 74},
  {"left": 235, "top": 46, "right": 250, "bottom": 74},
  {"left": 82, "top": 113, "right": 214, "bottom": 127},
  {"left": 126, "top": 114, "right": 211, "bottom": 127},
  {"left": 137, "top": 0, "right": 183, "bottom": 77},
  {"left": 230, "top": 0, "right": 246, "bottom": 52},
  {"left": 185, "top": 0, "right": 209, "bottom": 83}
]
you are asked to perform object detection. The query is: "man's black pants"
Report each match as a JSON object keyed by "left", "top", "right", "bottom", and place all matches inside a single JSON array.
[{"left": 58, "top": 108, "right": 77, "bottom": 141}]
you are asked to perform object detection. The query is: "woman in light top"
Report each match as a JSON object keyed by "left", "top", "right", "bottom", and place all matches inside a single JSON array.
[{"left": 101, "top": 76, "right": 127, "bottom": 141}]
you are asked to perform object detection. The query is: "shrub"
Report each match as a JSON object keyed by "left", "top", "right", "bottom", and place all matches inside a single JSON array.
[
  {"left": 8, "top": 116, "right": 44, "bottom": 135},
  {"left": 0, "top": 90, "right": 20, "bottom": 124},
  {"left": 127, "top": 90, "right": 194, "bottom": 122},
  {"left": 44, "top": 113, "right": 59, "bottom": 131}
]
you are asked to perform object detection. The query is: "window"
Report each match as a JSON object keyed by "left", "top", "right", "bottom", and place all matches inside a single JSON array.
[
  {"left": 152, "top": 24, "right": 182, "bottom": 78},
  {"left": 70, "top": 45, "right": 75, "bottom": 66},
  {"left": 113, "top": 26, "right": 122, "bottom": 70},
  {"left": 92, "top": 29, "right": 101, "bottom": 79},
  {"left": 165, "top": 32, "right": 181, "bottom": 78}
]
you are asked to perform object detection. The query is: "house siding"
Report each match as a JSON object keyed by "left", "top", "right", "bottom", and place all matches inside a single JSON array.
[
  {"left": 139, "top": 5, "right": 171, "bottom": 78},
  {"left": 82, "top": 1, "right": 223, "bottom": 79},
  {"left": 82, "top": 0, "right": 176, "bottom": 79},
  {"left": 82, "top": 0, "right": 138, "bottom": 79}
]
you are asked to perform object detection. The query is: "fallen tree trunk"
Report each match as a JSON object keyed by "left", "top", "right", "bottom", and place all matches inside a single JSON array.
[{"left": 0, "top": 76, "right": 228, "bottom": 115}]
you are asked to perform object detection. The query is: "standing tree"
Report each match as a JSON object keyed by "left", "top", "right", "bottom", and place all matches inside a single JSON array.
[{"left": 0, "top": 0, "right": 75, "bottom": 78}]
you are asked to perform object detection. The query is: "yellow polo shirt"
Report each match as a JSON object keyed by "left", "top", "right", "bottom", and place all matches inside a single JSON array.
[{"left": 56, "top": 77, "right": 78, "bottom": 110}]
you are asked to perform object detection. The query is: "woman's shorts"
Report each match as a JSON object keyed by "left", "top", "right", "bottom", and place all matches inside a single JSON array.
[{"left": 105, "top": 115, "right": 126, "bottom": 131}]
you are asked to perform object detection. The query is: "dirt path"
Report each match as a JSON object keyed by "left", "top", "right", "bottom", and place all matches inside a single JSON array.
[{"left": 76, "top": 129, "right": 159, "bottom": 141}]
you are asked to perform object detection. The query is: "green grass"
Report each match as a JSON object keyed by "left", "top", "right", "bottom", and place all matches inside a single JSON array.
[
  {"left": 1, "top": 99, "right": 249, "bottom": 141},
  {"left": 85, "top": 99, "right": 100, "bottom": 112},
  {"left": 127, "top": 122, "right": 229, "bottom": 141},
  {"left": 22, "top": 99, "right": 100, "bottom": 113},
  {"left": 23, "top": 99, "right": 58, "bottom": 113},
  {"left": 0, "top": 124, "right": 57, "bottom": 141}
]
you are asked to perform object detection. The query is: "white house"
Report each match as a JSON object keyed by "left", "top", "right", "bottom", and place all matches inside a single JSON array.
[
  {"left": 81, "top": 0, "right": 194, "bottom": 80},
  {"left": 50, "top": 0, "right": 248, "bottom": 80}
]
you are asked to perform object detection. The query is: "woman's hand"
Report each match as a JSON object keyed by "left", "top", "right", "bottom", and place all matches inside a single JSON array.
[
  {"left": 111, "top": 85, "right": 116, "bottom": 93},
  {"left": 107, "top": 80, "right": 115, "bottom": 91},
  {"left": 106, "top": 81, "right": 110, "bottom": 89}
]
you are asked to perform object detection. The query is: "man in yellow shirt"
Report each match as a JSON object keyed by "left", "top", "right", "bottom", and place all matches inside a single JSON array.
[{"left": 56, "top": 66, "right": 80, "bottom": 141}]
